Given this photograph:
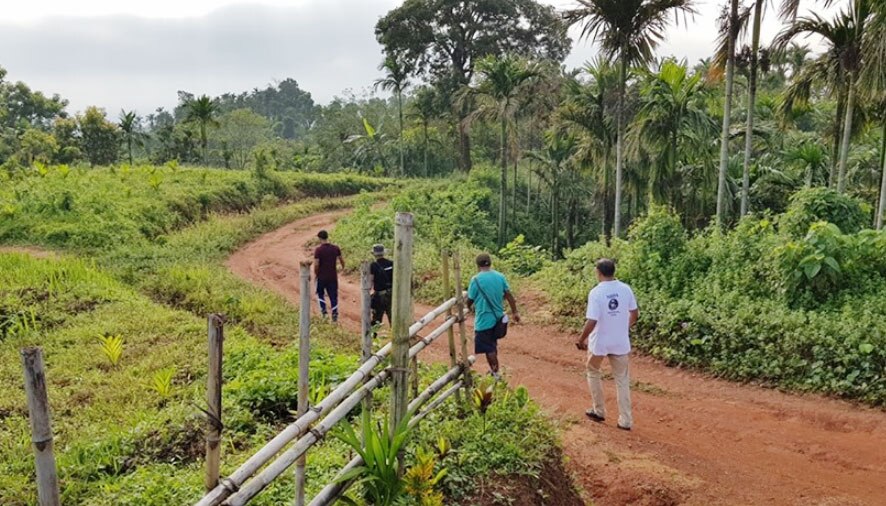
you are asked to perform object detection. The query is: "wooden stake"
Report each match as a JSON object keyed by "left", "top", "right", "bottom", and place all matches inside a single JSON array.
[
  {"left": 21, "top": 347, "right": 60, "bottom": 506},
  {"left": 224, "top": 316, "right": 456, "bottom": 506},
  {"left": 441, "top": 249, "right": 461, "bottom": 404},
  {"left": 390, "top": 212, "right": 414, "bottom": 430},
  {"left": 296, "top": 261, "right": 312, "bottom": 506},
  {"left": 359, "top": 261, "right": 373, "bottom": 418},
  {"left": 452, "top": 251, "right": 472, "bottom": 394},
  {"left": 205, "top": 314, "right": 225, "bottom": 492}
]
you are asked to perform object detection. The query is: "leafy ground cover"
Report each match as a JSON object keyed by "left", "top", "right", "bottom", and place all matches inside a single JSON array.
[
  {"left": 0, "top": 166, "right": 568, "bottom": 505},
  {"left": 338, "top": 180, "right": 885, "bottom": 405},
  {"left": 535, "top": 189, "right": 886, "bottom": 405}
]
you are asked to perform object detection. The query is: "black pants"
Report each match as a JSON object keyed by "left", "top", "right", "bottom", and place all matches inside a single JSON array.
[
  {"left": 371, "top": 291, "right": 392, "bottom": 327},
  {"left": 316, "top": 279, "right": 338, "bottom": 319}
]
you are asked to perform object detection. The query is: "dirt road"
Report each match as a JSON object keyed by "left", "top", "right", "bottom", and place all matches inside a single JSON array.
[{"left": 227, "top": 209, "right": 886, "bottom": 506}]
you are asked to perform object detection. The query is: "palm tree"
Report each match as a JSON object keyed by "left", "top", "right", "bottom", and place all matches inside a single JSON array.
[
  {"left": 183, "top": 95, "right": 219, "bottom": 165},
  {"left": 778, "top": 52, "right": 848, "bottom": 188},
  {"left": 566, "top": 0, "right": 697, "bottom": 237},
  {"left": 558, "top": 58, "right": 618, "bottom": 240},
  {"left": 778, "top": 2, "right": 875, "bottom": 193},
  {"left": 409, "top": 86, "right": 438, "bottom": 177},
  {"left": 527, "top": 130, "right": 578, "bottom": 259},
  {"left": 374, "top": 54, "right": 411, "bottom": 176},
  {"left": 629, "top": 59, "right": 716, "bottom": 209},
  {"left": 784, "top": 138, "right": 828, "bottom": 187},
  {"left": 860, "top": 2, "right": 886, "bottom": 228},
  {"left": 738, "top": 0, "right": 802, "bottom": 216},
  {"left": 739, "top": 1, "right": 765, "bottom": 216},
  {"left": 714, "top": 0, "right": 741, "bottom": 226},
  {"left": 118, "top": 110, "right": 140, "bottom": 165},
  {"left": 469, "top": 55, "right": 540, "bottom": 246}
]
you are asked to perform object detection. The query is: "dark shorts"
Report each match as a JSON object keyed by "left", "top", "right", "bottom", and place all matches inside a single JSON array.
[{"left": 475, "top": 327, "right": 498, "bottom": 354}]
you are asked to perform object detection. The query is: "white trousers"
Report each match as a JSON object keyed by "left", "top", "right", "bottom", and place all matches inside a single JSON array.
[{"left": 586, "top": 353, "right": 632, "bottom": 428}]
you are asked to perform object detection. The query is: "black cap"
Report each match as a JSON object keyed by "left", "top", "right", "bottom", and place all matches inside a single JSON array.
[{"left": 372, "top": 244, "right": 386, "bottom": 256}]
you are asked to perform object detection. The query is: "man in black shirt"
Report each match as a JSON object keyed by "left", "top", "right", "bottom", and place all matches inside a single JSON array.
[{"left": 369, "top": 244, "right": 393, "bottom": 328}]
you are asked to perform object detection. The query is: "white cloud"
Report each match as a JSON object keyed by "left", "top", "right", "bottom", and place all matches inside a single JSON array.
[{"left": 0, "top": 0, "right": 831, "bottom": 117}]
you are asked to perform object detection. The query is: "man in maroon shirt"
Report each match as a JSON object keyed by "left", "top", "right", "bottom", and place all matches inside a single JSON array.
[{"left": 313, "top": 230, "right": 345, "bottom": 321}]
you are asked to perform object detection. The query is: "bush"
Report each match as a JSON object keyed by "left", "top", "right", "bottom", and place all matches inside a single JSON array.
[
  {"left": 497, "top": 235, "right": 548, "bottom": 276},
  {"left": 535, "top": 196, "right": 886, "bottom": 404},
  {"left": 780, "top": 187, "right": 868, "bottom": 238}
]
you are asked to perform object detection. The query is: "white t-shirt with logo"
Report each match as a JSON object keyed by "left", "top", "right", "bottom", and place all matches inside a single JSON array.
[{"left": 585, "top": 280, "right": 638, "bottom": 356}]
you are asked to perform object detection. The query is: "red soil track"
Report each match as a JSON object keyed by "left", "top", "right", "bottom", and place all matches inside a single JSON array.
[{"left": 226, "top": 209, "right": 886, "bottom": 506}]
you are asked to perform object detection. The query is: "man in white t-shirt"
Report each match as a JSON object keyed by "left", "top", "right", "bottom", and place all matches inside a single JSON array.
[{"left": 576, "top": 258, "right": 639, "bottom": 430}]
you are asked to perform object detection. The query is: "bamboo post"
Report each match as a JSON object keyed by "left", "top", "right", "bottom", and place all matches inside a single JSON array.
[
  {"left": 296, "top": 261, "right": 312, "bottom": 506},
  {"left": 452, "top": 251, "right": 472, "bottom": 395},
  {"left": 21, "top": 347, "right": 60, "bottom": 506},
  {"left": 441, "top": 249, "right": 461, "bottom": 404},
  {"left": 390, "top": 212, "right": 414, "bottom": 430},
  {"left": 359, "top": 261, "right": 373, "bottom": 425},
  {"left": 223, "top": 317, "right": 458, "bottom": 506},
  {"left": 205, "top": 314, "right": 225, "bottom": 492}
]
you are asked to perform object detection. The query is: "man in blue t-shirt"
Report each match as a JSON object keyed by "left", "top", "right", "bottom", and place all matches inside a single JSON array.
[{"left": 467, "top": 253, "right": 520, "bottom": 379}]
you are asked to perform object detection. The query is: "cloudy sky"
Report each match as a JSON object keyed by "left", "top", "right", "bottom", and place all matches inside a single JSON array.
[{"left": 0, "top": 0, "right": 824, "bottom": 116}]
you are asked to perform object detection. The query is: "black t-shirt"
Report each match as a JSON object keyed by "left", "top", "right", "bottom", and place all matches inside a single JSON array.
[
  {"left": 370, "top": 258, "right": 394, "bottom": 292},
  {"left": 314, "top": 243, "right": 341, "bottom": 282}
]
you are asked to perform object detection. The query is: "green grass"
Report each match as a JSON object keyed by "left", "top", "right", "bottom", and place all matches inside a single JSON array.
[
  {"left": 0, "top": 165, "right": 386, "bottom": 251},
  {"left": 0, "top": 166, "right": 567, "bottom": 505}
]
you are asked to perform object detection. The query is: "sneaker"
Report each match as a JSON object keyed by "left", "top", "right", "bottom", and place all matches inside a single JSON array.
[
  {"left": 332, "top": 313, "right": 339, "bottom": 323},
  {"left": 489, "top": 371, "right": 501, "bottom": 381},
  {"left": 617, "top": 424, "right": 632, "bottom": 431},
  {"left": 585, "top": 410, "right": 605, "bottom": 422}
]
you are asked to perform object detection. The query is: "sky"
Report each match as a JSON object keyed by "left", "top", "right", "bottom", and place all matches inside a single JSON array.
[{"left": 0, "top": 0, "right": 825, "bottom": 116}]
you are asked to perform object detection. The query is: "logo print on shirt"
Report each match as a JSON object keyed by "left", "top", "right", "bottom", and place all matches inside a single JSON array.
[{"left": 608, "top": 298, "right": 619, "bottom": 310}]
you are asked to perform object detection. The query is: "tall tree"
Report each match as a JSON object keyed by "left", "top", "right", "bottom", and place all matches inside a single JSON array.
[
  {"left": 715, "top": 0, "right": 741, "bottom": 226},
  {"left": 630, "top": 59, "right": 716, "bottom": 208},
  {"left": 558, "top": 58, "right": 618, "bottom": 240},
  {"left": 376, "top": 0, "right": 570, "bottom": 172},
  {"left": 118, "top": 110, "right": 140, "bottom": 165},
  {"left": 409, "top": 86, "right": 440, "bottom": 177},
  {"left": 528, "top": 129, "right": 578, "bottom": 258},
  {"left": 183, "top": 95, "right": 219, "bottom": 164},
  {"left": 740, "top": 1, "right": 764, "bottom": 216},
  {"left": 78, "top": 107, "right": 120, "bottom": 167},
  {"left": 861, "top": 2, "right": 886, "bottom": 228},
  {"left": 566, "top": 0, "right": 697, "bottom": 237},
  {"left": 212, "top": 109, "right": 272, "bottom": 170},
  {"left": 374, "top": 54, "right": 412, "bottom": 176},
  {"left": 778, "top": 2, "right": 875, "bottom": 193},
  {"left": 468, "top": 55, "right": 539, "bottom": 245}
]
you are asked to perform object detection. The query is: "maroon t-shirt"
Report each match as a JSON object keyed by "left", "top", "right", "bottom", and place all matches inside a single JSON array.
[{"left": 314, "top": 243, "right": 341, "bottom": 282}]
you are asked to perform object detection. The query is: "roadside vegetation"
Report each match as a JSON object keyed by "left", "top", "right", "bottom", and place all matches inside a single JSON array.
[
  {"left": 0, "top": 167, "right": 570, "bottom": 505},
  {"left": 336, "top": 177, "right": 885, "bottom": 406}
]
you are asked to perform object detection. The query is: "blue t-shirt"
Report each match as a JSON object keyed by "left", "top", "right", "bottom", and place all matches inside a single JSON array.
[{"left": 468, "top": 270, "right": 510, "bottom": 331}]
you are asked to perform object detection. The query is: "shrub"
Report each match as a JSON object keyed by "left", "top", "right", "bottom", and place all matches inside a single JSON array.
[
  {"left": 497, "top": 235, "right": 548, "bottom": 276},
  {"left": 780, "top": 187, "right": 868, "bottom": 237},
  {"left": 535, "top": 193, "right": 886, "bottom": 404}
]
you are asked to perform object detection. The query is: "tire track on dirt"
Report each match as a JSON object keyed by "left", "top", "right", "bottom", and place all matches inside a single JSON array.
[{"left": 226, "top": 209, "right": 886, "bottom": 506}]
